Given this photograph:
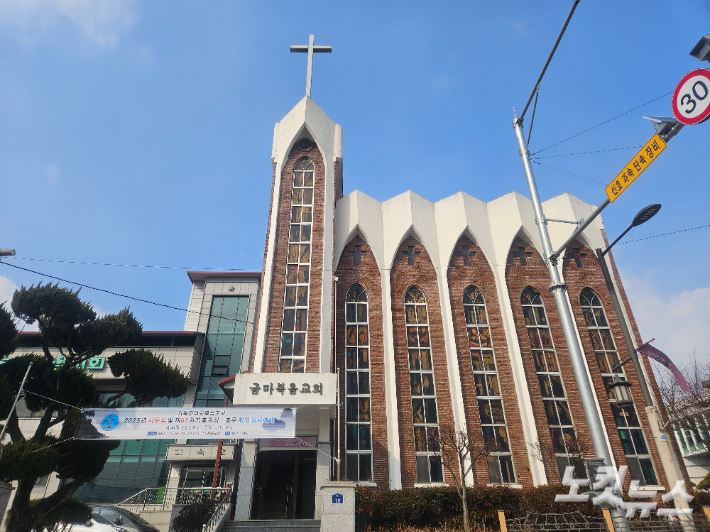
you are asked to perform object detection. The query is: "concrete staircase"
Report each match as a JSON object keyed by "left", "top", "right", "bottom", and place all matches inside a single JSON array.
[{"left": 224, "top": 520, "right": 321, "bottom": 532}]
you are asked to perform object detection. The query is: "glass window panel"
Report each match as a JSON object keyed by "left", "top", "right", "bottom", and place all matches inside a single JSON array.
[
  {"left": 618, "top": 430, "right": 635, "bottom": 455},
  {"left": 626, "top": 457, "right": 643, "bottom": 484},
  {"left": 409, "top": 350, "right": 421, "bottom": 371},
  {"left": 416, "top": 305, "right": 428, "bottom": 324},
  {"left": 292, "top": 189, "right": 303, "bottom": 204},
  {"left": 300, "top": 224, "right": 311, "bottom": 242},
  {"left": 293, "top": 333, "right": 306, "bottom": 357},
  {"left": 594, "top": 308, "right": 608, "bottom": 327},
  {"left": 474, "top": 375, "right": 486, "bottom": 397},
  {"left": 476, "top": 307, "right": 487, "bottom": 325},
  {"left": 550, "top": 376, "right": 565, "bottom": 398},
  {"left": 421, "top": 373, "right": 435, "bottom": 396},
  {"left": 346, "top": 398, "right": 358, "bottom": 422},
  {"left": 359, "top": 372, "right": 370, "bottom": 394},
  {"left": 478, "top": 400, "right": 493, "bottom": 425},
  {"left": 358, "top": 349, "right": 369, "bottom": 369},
  {"left": 279, "top": 359, "right": 292, "bottom": 373},
  {"left": 486, "top": 375, "right": 500, "bottom": 397},
  {"left": 410, "top": 374, "right": 422, "bottom": 396},
  {"left": 482, "top": 426, "right": 495, "bottom": 444},
  {"left": 124, "top": 440, "right": 143, "bottom": 455},
  {"left": 464, "top": 308, "right": 476, "bottom": 325},
  {"left": 583, "top": 309, "right": 596, "bottom": 326},
  {"left": 538, "top": 329, "right": 552, "bottom": 348},
  {"left": 291, "top": 206, "right": 301, "bottom": 223},
  {"left": 482, "top": 351, "right": 496, "bottom": 371},
  {"left": 424, "top": 399, "right": 438, "bottom": 424},
  {"left": 631, "top": 430, "right": 649, "bottom": 455},
  {"left": 544, "top": 352, "right": 559, "bottom": 372},
  {"left": 490, "top": 400, "right": 505, "bottom": 424},
  {"left": 358, "top": 326, "right": 368, "bottom": 345},
  {"left": 346, "top": 454, "right": 358, "bottom": 481},
  {"left": 533, "top": 351, "right": 546, "bottom": 372},
  {"left": 487, "top": 457, "right": 502, "bottom": 484},
  {"left": 303, "top": 172, "right": 313, "bottom": 187},
  {"left": 290, "top": 225, "right": 300, "bottom": 243},
  {"left": 293, "top": 171, "right": 303, "bottom": 187},
  {"left": 418, "top": 327, "right": 430, "bottom": 347},
  {"left": 407, "top": 328, "right": 418, "bottom": 347},
  {"left": 599, "top": 329, "right": 615, "bottom": 350},
  {"left": 420, "top": 351, "right": 432, "bottom": 371},
  {"left": 296, "top": 286, "right": 308, "bottom": 306},
  {"left": 346, "top": 326, "right": 357, "bottom": 346},
  {"left": 297, "top": 266, "right": 309, "bottom": 283},
  {"left": 288, "top": 244, "right": 300, "bottom": 264},
  {"left": 468, "top": 327, "right": 481, "bottom": 348},
  {"left": 285, "top": 287, "right": 297, "bottom": 307},
  {"left": 528, "top": 329, "right": 541, "bottom": 348},
  {"left": 589, "top": 331, "right": 603, "bottom": 351},
  {"left": 479, "top": 328, "right": 491, "bottom": 347},
  {"left": 429, "top": 456, "right": 443, "bottom": 483},
  {"left": 544, "top": 401, "right": 559, "bottom": 426},
  {"left": 427, "top": 427, "right": 440, "bottom": 452},
  {"left": 346, "top": 425, "right": 357, "bottom": 450},
  {"left": 414, "top": 427, "right": 427, "bottom": 452},
  {"left": 359, "top": 425, "right": 372, "bottom": 451},
  {"left": 639, "top": 459, "right": 658, "bottom": 485},
  {"left": 522, "top": 306, "right": 535, "bottom": 326},
  {"left": 550, "top": 429, "right": 566, "bottom": 453},
  {"left": 359, "top": 398, "right": 371, "bottom": 422},
  {"left": 294, "top": 309, "right": 307, "bottom": 331},
  {"left": 534, "top": 307, "right": 547, "bottom": 325},
  {"left": 495, "top": 427, "right": 510, "bottom": 452},
  {"left": 596, "top": 352, "right": 610, "bottom": 373},
  {"left": 292, "top": 358, "right": 305, "bottom": 373},
  {"left": 471, "top": 350, "right": 483, "bottom": 371},
  {"left": 405, "top": 306, "right": 417, "bottom": 325},
  {"left": 412, "top": 399, "right": 425, "bottom": 424},
  {"left": 346, "top": 303, "right": 356, "bottom": 323},
  {"left": 303, "top": 188, "right": 313, "bottom": 205},
  {"left": 500, "top": 455, "right": 515, "bottom": 484},
  {"left": 299, "top": 245, "right": 310, "bottom": 263},
  {"left": 359, "top": 454, "right": 372, "bottom": 482},
  {"left": 538, "top": 376, "right": 552, "bottom": 398},
  {"left": 301, "top": 206, "right": 312, "bottom": 222},
  {"left": 346, "top": 348, "right": 356, "bottom": 369},
  {"left": 556, "top": 401, "right": 572, "bottom": 426},
  {"left": 416, "top": 456, "right": 430, "bottom": 483},
  {"left": 346, "top": 372, "right": 358, "bottom": 395},
  {"left": 283, "top": 310, "right": 295, "bottom": 331},
  {"left": 357, "top": 303, "right": 367, "bottom": 322}
]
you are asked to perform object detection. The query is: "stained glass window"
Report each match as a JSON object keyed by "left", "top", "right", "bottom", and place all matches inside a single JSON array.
[
  {"left": 344, "top": 285, "right": 373, "bottom": 482},
  {"left": 581, "top": 288, "right": 658, "bottom": 485},
  {"left": 521, "top": 287, "right": 579, "bottom": 478},
  {"left": 405, "top": 286, "right": 443, "bottom": 484},
  {"left": 279, "top": 157, "right": 314, "bottom": 373},
  {"left": 463, "top": 286, "right": 515, "bottom": 484}
]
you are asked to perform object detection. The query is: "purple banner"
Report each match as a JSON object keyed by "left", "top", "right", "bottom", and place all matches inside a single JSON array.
[{"left": 636, "top": 342, "right": 691, "bottom": 393}]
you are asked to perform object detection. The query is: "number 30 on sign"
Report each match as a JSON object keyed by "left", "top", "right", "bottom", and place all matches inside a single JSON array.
[{"left": 672, "top": 68, "right": 710, "bottom": 125}]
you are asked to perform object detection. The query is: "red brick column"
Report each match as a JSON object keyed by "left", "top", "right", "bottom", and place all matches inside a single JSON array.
[
  {"left": 447, "top": 236, "right": 533, "bottom": 487},
  {"left": 334, "top": 237, "right": 389, "bottom": 487},
  {"left": 390, "top": 237, "right": 456, "bottom": 489}
]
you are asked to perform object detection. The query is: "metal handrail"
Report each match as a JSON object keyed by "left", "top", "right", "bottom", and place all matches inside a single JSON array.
[
  {"left": 115, "top": 487, "right": 230, "bottom": 512},
  {"left": 202, "top": 489, "right": 232, "bottom": 532}
]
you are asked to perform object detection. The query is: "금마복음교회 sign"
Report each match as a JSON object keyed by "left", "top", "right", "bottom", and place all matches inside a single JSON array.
[{"left": 605, "top": 133, "right": 666, "bottom": 203}]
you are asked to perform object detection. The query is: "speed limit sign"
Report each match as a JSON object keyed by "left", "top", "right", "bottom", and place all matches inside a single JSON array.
[{"left": 672, "top": 68, "right": 710, "bottom": 125}]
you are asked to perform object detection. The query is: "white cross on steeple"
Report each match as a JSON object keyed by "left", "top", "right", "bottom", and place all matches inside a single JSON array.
[{"left": 290, "top": 34, "right": 332, "bottom": 98}]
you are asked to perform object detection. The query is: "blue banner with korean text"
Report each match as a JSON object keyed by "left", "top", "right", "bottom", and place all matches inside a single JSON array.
[{"left": 75, "top": 407, "right": 295, "bottom": 440}]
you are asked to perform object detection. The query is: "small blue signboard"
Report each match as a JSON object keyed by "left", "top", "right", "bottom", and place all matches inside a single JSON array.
[
  {"left": 332, "top": 493, "right": 344, "bottom": 504},
  {"left": 659, "top": 434, "right": 667, "bottom": 441}
]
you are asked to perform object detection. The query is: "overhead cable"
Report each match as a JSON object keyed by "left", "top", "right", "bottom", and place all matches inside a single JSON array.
[
  {"left": 531, "top": 160, "right": 606, "bottom": 185},
  {"left": 531, "top": 90, "right": 674, "bottom": 156},
  {"left": 0, "top": 262, "right": 254, "bottom": 326},
  {"left": 532, "top": 145, "right": 643, "bottom": 159},
  {"left": 6, "top": 256, "right": 254, "bottom": 271},
  {"left": 616, "top": 224, "right": 710, "bottom": 246}
]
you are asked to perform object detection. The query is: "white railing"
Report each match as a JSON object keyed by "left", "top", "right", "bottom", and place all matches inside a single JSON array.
[{"left": 116, "top": 487, "right": 232, "bottom": 513}]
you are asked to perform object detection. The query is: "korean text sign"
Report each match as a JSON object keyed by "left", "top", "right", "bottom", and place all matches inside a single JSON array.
[
  {"left": 604, "top": 134, "right": 666, "bottom": 203},
  {"left": 75, "top": 406, "right": 295, "bottom": 440}
]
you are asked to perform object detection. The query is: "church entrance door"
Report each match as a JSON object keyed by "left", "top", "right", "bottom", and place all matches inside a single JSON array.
[{"left": 251, "top": 450, "right": 316, "bottom": 520}]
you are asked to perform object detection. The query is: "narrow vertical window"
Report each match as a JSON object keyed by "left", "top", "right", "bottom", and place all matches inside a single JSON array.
[
  {"left": 581, "top": 288, "right": 659, "bottom": 485},
  {"left": 405, "top": 286, "right": 443, "bottom": 484},
  {"left": 344, "top": 285, "right": 372, "bottom": 482},
  {"left": 463, "top": 286, "right": 515, "bottom": 484},
  {"left": 521, "top": 287, "right": 578, "bottom": 477},
  {"left": 279, "top": 157, "right": 314, "bottom": 373}
]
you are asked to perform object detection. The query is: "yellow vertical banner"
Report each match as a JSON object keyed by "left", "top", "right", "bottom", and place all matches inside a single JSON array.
[{"left": 605, "top": 133, "right": 667, "bottom": 202}]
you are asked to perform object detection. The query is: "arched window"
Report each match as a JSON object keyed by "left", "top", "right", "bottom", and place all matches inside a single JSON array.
[
  {"left": 279, "top": 157, "right": 314, "bottom": 373},
  {"left": 521, "top": 287, "right": 578, "bottom": 477},
  {"left": 405, "top": 286, "right": 443, "bottom": 484},
  {"left": 580, "top": 288, "right": 658, "bottom": 485},
  {"left": 463, "top": 286, "right": 515, "bottom": 484},
  {"left": 345, "top": 284, "right": 372, "bottom": 482}
]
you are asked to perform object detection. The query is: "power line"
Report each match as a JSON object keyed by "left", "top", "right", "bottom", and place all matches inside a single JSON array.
[
  {"left": 6, "top": 256, "right": 255, "bottom": 272},
  {"left": 0, "top": 262, "right": 254, "bottom": 326},
  {"left": 531, "top": 160, "right": 606, "bottom": 185},
  {"left": 533, "top": 145, "right": 643, "bottom": 159},
  {"left": 531, "top": 90, "right": 673, "bottom": 156},
  {"left": 616, "top": 224, "right": 710, "bottom": 246}
]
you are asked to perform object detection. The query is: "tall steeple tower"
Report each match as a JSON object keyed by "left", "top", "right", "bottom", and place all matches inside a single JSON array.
[{"left": 252, "top": 36, "right": 343, "bottom": 375}]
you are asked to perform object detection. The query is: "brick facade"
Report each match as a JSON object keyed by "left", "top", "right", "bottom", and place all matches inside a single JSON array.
[
  {"left": 447, "top": 236, "right": 534, "bottom": 487},
  {"left": 390, "top": 237, "right": 457, "bottom": 488},
  {"left": 262, "top": 142, "right": 326, "bottom": 374},
  {"left": 335, "top": 236, "right": 389, "bottom": 486}
]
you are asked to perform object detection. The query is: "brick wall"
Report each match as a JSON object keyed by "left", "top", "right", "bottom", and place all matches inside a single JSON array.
[
  {"left": 562, "top": 241, "right": 669, "bottom": 489},
  {"left": 505, "top": 238, "right": 595, "bottom": 482},
  {"left": 334, "top": 236, "right": 389, "bottom": 486},
  {"left": 390, "top": 237, "right": 457, "bottom": 488},
  {"left": 447, "top": 236, "right": 534, "bottom": 487},
  {"left": 262, "top": 142, "right": 327, "bottom": 374}
]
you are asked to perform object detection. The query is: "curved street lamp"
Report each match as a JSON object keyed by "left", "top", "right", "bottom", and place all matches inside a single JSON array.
[{"left": 601, "top": 204, "right": 661, "bottom": 256}]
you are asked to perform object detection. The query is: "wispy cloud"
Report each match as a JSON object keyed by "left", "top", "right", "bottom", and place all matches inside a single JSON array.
[
  {"left": 623, "top": 272, "right": 710, "bottom": 368},
  {"left": 0, "top": 0, "right": 137, "bottom": 48},
  {"left": 44, "top": 164, "right": 61, "bottom": 185}
]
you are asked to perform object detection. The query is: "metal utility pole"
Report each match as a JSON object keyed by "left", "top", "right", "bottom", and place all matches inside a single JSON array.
[{"left": 511, "top": 2, "right": 628, "bottom": 529}]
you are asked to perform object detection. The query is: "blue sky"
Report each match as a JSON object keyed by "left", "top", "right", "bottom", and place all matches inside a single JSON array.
[{"left": 0, "top": 1, "right": 708, "bottom": 370}]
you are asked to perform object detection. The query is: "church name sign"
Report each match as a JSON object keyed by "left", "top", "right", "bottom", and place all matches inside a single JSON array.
[{"left": 230, "top": 373, "right": 337, "bottom": 406}]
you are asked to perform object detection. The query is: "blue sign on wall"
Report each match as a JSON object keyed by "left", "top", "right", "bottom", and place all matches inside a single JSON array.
[{"left": 332, "top": 493, "right": 344, "bottom": 504}]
